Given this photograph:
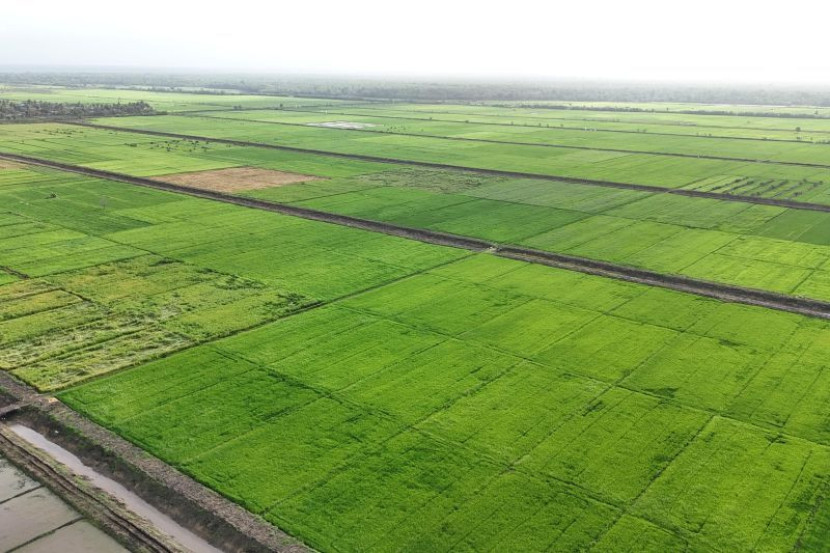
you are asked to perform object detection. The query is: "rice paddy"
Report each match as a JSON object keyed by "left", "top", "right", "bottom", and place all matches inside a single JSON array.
[{"left": 1, "top": 88, "right": 830, "bottom": 552}]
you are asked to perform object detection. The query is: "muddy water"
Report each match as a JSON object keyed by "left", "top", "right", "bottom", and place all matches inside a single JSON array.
[
  {"left": 0, "top": 455, "right": 126, "bottom": 552},
  {"left": 10, "top": 424, "right": 225, "bottom": 553}
]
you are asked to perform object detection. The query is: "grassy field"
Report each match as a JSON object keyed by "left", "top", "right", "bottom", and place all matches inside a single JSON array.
[{"left": 3, "top": 91, "right": 830, "bottom": 552}]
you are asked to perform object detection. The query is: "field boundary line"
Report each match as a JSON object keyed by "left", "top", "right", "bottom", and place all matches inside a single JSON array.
[
  {"left": 70, "top": 121, "right": 830, "bottom": 213},
  {"left": 584, "top": 414, "right": 717, "bottom": 549},
  {"left": 5, "top": 150, "right": 830, "bottom": 321}
]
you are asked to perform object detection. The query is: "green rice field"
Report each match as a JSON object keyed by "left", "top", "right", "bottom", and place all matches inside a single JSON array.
[
  {"left": 3, "top": 123, "right": 830, "bottom": 300},
  {"left": 194, "top": 107, "right": 830, "bottom": 163},
  {"left": 94, "top": 113, "right": 830, "bottom": 203},
  {"left": 1, "top": 88, "right": 830, "bottom": 552}
]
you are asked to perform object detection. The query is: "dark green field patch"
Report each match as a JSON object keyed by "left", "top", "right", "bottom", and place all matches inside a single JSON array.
[{"left": 633, "top": 417, "right": 830, "bottom": 552}]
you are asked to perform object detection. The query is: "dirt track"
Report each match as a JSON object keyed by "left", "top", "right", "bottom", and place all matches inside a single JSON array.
[
  {"left": 5, "top": 150, "right": 830, "bottom": 321},
  {"left": 73, "top": 122, "right": 830, "bottom": 214}
]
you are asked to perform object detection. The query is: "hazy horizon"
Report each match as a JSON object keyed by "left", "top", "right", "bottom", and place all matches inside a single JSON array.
[{"left": 4, "top": 0, "right": 830, "bottom": 86}]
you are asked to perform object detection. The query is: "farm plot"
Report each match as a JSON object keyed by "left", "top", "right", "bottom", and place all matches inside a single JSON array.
[
  {"left": 60, "top": 254, "right": 830, "bottom": 553},
  {"left": 153, "top": 166, "right": 321, "bottom": 192},
  {"left": 91, "top": 115, "right": 830, "bottom": 203},
  {"left": 7, "top": 124, "right": 830, "bottom": 301},
  {"left": 401, "top": 100, "right": 830, "bottom": 123},
  {"left": 204, "top": 107, "right": 830, "bottom": 166},
  {"left": 4, "top": 102, "right": 830, "bottom": 551},
  {"left": 322, "top": 102, "right": 830, "bottom": 141},
  {"left": 0, "top": 123, "right": 389, "bottom": 179},
  {"left": 291, "top": 180, "right": 830, "bottom": 298},
  {"left": 0, "top": 165, "right": 467, "bottom": 389}
]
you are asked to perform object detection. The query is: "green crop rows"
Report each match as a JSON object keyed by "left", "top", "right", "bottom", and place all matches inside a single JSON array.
[
  {"left": 4, "top": 124, "right": 830, "bottom": 301},
  {"left": 97, "top": 114, "right": 830, "bottom": 203},
  {"left": 61, "top": 252, "right": 830, "bottom": 552},
  {"left": 0, "top": 165, "right": 463, "bottom": 389},
  {"left": 2, "top": 89, "right": 830, "bottom": 552},
  {"left": 196, "top": 107, "right": 830, "bottom": 164},
  {"left": 333, "top": 102, "right": 830, "bottom": 140}
]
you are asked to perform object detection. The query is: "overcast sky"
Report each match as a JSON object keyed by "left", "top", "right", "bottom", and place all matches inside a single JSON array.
[{"left": 3, "top": 0, "right": 829, "bottom": 84}]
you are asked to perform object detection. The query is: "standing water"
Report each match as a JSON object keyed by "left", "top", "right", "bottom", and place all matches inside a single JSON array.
[{"left": 9, "top": 424, "right": 225, "bottom": 553}]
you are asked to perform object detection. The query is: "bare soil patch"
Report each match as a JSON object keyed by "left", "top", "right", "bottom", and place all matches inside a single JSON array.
[
  {"left": 309, "top": 121, "right": 376, "bottom": 130},
  {"left": 0, "top": 160, "right": 23, "bottom": 169},
  {"left": 155, "top": 166, "right": 322, "bottom": 192}
]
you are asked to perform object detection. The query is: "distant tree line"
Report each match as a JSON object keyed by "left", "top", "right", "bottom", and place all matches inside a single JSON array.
[
  {"left": 0, "top": 99, "right": 154, "bottom": 121},
  {"left": 4, "top": 71, "right": 830, "bottom": 107}
]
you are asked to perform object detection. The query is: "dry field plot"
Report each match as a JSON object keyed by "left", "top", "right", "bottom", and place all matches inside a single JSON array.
[
  {"left": 0, "top": 159, "right": 23, "bottom": 169},
  {"left": 155, "top": 166, "right": 322, "bottom": 193}
]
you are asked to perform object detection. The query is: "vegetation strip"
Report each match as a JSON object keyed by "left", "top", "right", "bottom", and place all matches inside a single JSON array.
[
  {"left": 73, "top": 121, "right": 830, "bottom": 213},
  {"left": 173, "top": 102, "right": 378, "bottom": 115},
  {"left": 484, "top": 103, "right": 830, "bottom": 119},
  {"left": 191, "top": 111, "right": 830, "bottom": 169},
  {"left": 0, "top": 372, "right": 311, "bottom": 553},
  {"left": 5, "top": 150, "right": 830, "bottom": 321},
  {"left": 258, "top": 106, "right": 823, "bottom": 145},
  {"left": 345, "top": 104, "right": 830, "bottom": 136}
]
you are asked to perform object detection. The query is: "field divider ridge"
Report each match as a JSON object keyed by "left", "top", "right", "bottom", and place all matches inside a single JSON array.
[
  {"left": 71, "top": 121, "right": 830, "bottom": 214},
  {"left": 5, "top": 150, "right": 830, "bottom": 321}
]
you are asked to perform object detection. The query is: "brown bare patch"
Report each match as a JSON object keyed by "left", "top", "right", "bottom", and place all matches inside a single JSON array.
[
  {"left": 154, "top": 167, "right": 322, "bottom": 192},
  {"left": 0, "top": 160, "right": 23, "bottom": 170}
]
